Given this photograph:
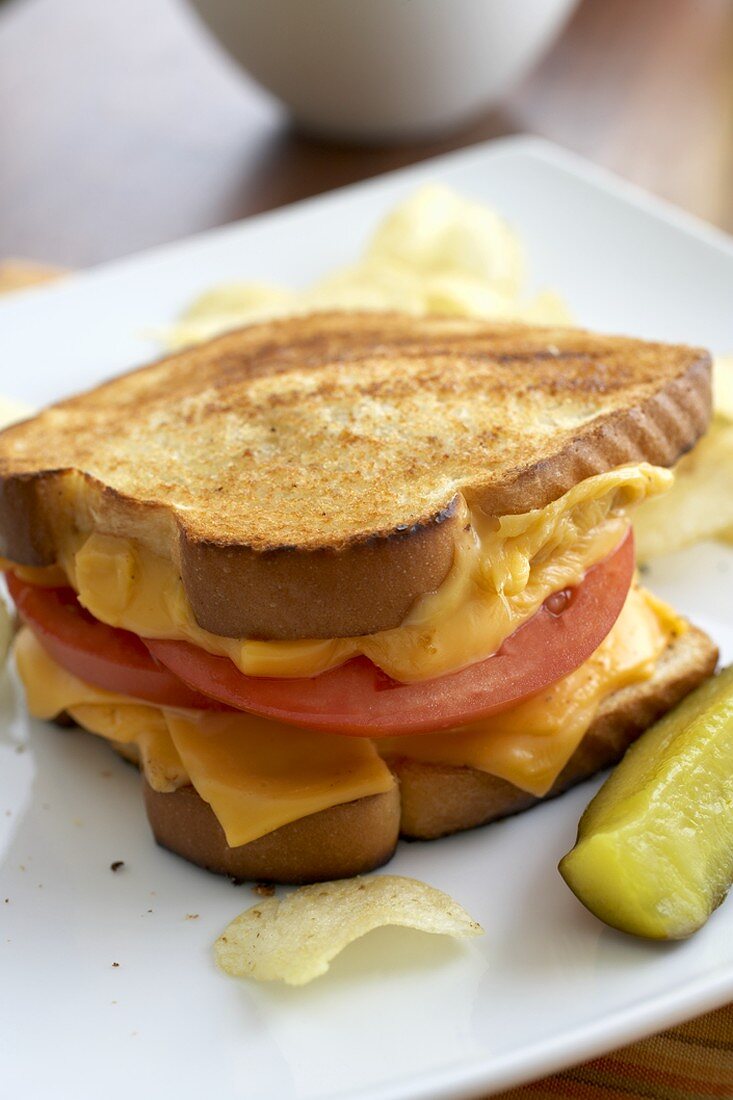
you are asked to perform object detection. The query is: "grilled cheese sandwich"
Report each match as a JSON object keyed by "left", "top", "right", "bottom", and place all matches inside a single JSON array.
[{"left": 0, "top": 311, "right": 717, "bottom": 882}]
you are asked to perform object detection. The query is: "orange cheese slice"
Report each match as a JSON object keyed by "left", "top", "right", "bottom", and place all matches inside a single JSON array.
[
  {"left": 14, "top": 628, "right": 188, "bottom": 793},
  {"left": 13, "top": 582, "right": 681, "bottom": 843},
  {"left": 163, "top": 711, "right": 394, "bottom": 847},
  {"left": 14, "top": 628, "right": 394, "bottom": 846}
]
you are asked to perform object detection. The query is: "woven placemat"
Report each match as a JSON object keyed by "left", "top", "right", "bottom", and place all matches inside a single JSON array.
[
  {"left": 495, "top": 1006, "right": 733, "bottom": 1099},
  {"left": 3, "top": 258, "right": 731, "bottom": 1100},
  {"left": 0, "top": 258, "right": 66, "bottom": 292}
]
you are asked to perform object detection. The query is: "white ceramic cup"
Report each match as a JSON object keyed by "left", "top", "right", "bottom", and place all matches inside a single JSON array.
[{"left": 187, "top": 0, "right": 579, "bottom": 144}]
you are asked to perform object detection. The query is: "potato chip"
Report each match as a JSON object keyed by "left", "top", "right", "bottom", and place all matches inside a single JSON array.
[
  {"left": 0, "top": 395, "right": 33, "bottom": 430},
  {"left": 422, "top": 271, "right": 518, "bottom": 319},
  {"left": 164, "top": 283, "right": 298, "bottom": 349},
  {"left": 214, "top": 875, "right": 483, "bottom": 985},
  {"left": 634, "top": 418, "right": 733, "bottom": 560},
  {"left": 517, "top": 289, "right": 574, "bottom": 326},
  {"left": 162, "top": 320, "right": 231, "bottom": 350},
  {"left": 164, "top": 186, "right": 558, "bottom": 348},
  {"left": 367, "top": 184, "right": 525, "bottom": 298},
  {"left": 633, "top": 354, "right": 733, "bottom": 559},
  {"left": 181, "top": 282, "right": 294, "bottom": 323},
  {"left": 304, "top": 258, "right": 426, "bottom": 315},
  {"left": 714, "top": 355, "right": 733, "bottom": 421}
]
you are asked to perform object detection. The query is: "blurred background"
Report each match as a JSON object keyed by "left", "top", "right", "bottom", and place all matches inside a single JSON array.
[{"left": 0, "top": 0, "right": 731, "bottom": 269}]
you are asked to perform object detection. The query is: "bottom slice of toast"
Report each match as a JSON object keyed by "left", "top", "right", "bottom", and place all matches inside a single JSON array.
[{"left": 140, "top": 626, "right": 718, "bottom": 883}]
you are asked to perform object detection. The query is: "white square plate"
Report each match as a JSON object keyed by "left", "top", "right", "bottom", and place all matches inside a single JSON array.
[{"left": 1, "top": 137, "right": 732, "bottom": 1100}]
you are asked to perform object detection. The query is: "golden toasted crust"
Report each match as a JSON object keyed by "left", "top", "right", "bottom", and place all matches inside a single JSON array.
[
  {"left": 143, "top": 785, "right": 401, "bottom": 884},
  {"left": 0, "top": 312, "right": 712, "bottom": 638},
  {"left": 138, "top": 627, "right": 717, "bottom": 880}
]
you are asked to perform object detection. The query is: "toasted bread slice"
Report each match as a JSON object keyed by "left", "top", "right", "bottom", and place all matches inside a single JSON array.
[
  {"left": 0, "top": 312, "right": 711, "bottom": 639},
  {"left": 139, "top": 626, "right": 717, "bottom": 882},
  {"left": 143, "top": 786, "right": 401, "bottom": 884}
]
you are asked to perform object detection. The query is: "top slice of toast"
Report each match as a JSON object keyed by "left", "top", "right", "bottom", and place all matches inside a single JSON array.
[{"left": 0, "top": 312, "right": 711, "bottom": 640}]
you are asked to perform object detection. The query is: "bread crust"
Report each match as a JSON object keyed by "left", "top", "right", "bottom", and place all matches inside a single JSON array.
[
  {"left": 143, "top": 784, "right": 401, "bottom": 884},
  {"left": 395, "top": 626, "right": 718, "bottom": 839},
  {"left": 180, "top": 500, "right": 462, "bottom": 639},
  {"left": 0, "top": 313, "right": 712, "bottom": 638},
  {"left": 139, "top": 626, "right": 717, "bottom": 880}
]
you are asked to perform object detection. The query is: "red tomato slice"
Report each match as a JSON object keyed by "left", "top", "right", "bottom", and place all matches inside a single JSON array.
[
  {"left": 146, "top": 531, "right": 635, "bottom": 736},
  {"left": 6, "top": 573, "right": 230, "bottom": 711}
]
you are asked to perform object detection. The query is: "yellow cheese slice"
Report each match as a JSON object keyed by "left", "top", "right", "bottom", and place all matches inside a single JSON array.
[
  {"left": 13, "top": 628, "right": 188, "bottom": 793},
  {"left": 164, "top": 711, "right": 394, "bottom": 847},
  {"left": 69, "top": 705, "right": 189, "bottom": 793},
  {"left": 378, "top": 586, "right": 682, "bottom": 796},
  {"left": 14, "top": 625, "right": 146, "bottom": 718},
  {"left": 9, "top": 463, "right": 670, "bottom": 683},
  {"left": 14, "top": 628, "right": 395, "bottom": 845}
]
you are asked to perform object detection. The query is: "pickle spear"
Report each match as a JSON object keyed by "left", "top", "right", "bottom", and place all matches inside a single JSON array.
[{"left": 560, "top": 666, "right": 733, "bottom": 939}]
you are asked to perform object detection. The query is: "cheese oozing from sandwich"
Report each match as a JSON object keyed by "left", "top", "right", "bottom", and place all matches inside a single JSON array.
[
  {"left": 14, "top": 628, "right": 395, "bottom": 846},
  {"left": 11, "top": 463, "right": 671, "bottom": 684},
  {"left": 378, "top": 586, "right": 683, "bottom": 796},
  {"left": 14, "top": 584, "right": 682, "bottom": 844}
]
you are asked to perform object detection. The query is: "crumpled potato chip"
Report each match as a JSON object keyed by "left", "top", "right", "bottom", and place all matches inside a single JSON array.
[
  {"left": 182, "top": 282, "right": 295, "bottom": 323},
  {"left": 420, "top": 274, "right": 572, "bottom": 326},
  {"left": 422, "top": 271, "right": 519, "bottom": 319},
  {"left": 367, "top": 184, "right": 525, "bottom": 298},
  {"left": 714, "top": 355, "right": 733, "bottom": 421},
  {"left": 634, "top": 419, "right": 733, "bottom": 560},
  {"left": 304, "top": 258, "right": 427, "bottom": 315},
  {"left": 214, "top": 875, "right": 483, "bottom": 986},
  {"left": 164, "top": 185, "right": 570, "bottom": 349},
  {"left": 0, "top": 394, "right": 33, "bottom": 430},
  {"left": 164, "top": 282, "right": 298, "bottom": 349},
  {"left": 634, "top": 354, "right": 733, "bottom": 560},
  {"left": 514, "top": 288, "right": 574, "bottom": 326}
]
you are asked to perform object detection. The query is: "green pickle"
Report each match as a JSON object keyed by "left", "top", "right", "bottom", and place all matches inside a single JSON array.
[{"left": 560, "top": 665, "right": 733, "bottom": 939}]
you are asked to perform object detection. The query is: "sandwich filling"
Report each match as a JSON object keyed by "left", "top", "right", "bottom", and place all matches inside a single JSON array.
[
  {"left": 14, "top": 584, "right": 682, "bottom": 846},
  {"left": 8, "top": 463, "right": 670, "bottom": 682},
  {"left": 6, "top": 460, "right": 683, "bottom": 848}
]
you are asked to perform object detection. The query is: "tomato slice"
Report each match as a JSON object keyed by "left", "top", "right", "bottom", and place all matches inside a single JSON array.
[
  {"left": 146, "top": 531, "right": 635, "bottom": 736},
  {"left": 6, "top": 573, "right": 230, "bottom": 711}
]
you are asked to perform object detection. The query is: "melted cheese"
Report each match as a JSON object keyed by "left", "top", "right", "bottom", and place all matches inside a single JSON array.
[
  {"left": 13, "top": 581, "right": 681, "bottom": 843},
  {"left": 37, "top": 463, "right": 670, "bottom": 683},
  {"left": 70, "top": 704, "right": 189, "bottom": 793},
  {"left": 13, "top": 628, "right": 188, "bottom": 793},
  {"left": 15, "top": 624, "right": 150, "bottom": 719},
  {"left": 163, "top": 711, "right": 394, "bottom": 847},
  {"left": 378, "top": 586, "right": 685, "bottom": 796},
  {"left": 14, "top": 628, "right": 394, "bottom": 846}
]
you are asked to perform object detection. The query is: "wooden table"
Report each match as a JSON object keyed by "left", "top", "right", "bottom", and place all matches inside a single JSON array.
[{"left": 0, "top": 0, "right": 731, "bottom": 268}]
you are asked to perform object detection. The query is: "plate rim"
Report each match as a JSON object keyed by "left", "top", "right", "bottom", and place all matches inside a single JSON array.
[{"left": 345, "top": 961, "right": 733, "bottom": 1099}]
